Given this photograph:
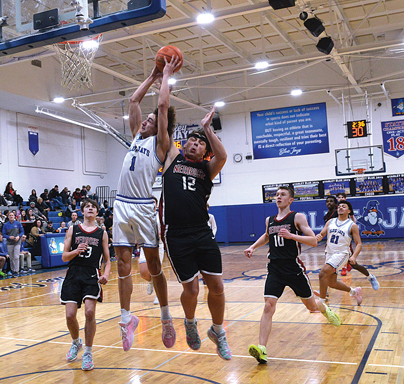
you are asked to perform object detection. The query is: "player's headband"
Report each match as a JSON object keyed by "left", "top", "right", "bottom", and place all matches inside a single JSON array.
[{"left": 187, "top": 132, "right": 208, "bottom": 145}]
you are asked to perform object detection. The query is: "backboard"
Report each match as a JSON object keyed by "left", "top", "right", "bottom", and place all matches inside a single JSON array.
[
  {"left": 0, "top": 0, "right": 166, "bottom": 55},
  {"left": 335, "top": 145, "right": 386, "bottom": 176}
]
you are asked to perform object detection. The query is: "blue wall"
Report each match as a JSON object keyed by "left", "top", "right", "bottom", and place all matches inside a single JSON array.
[{"left": 210, "top": 195, "right": 404, "bottom": 243}]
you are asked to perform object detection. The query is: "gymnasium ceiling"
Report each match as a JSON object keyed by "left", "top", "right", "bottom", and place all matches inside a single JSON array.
[{"left": 1, "top": 0, "right": 404, "bottom": 133}]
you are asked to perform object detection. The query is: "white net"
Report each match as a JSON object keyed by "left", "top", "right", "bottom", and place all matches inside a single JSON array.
[{"left": 54, "top": 34, "right": 102, "bottom": 90}]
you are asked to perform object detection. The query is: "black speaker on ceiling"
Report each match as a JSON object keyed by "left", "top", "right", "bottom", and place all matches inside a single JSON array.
[
  {"left": 303, "top": 17, "right": 325, "bottom": 37},
  {"left": 316, "top": 37, "right": 334, "bottom": 54},
  {"left": 212, "top": 116, "right": 222, "bottom": 131},
  {"left": 267, "top": 0, "right": 295, "bottom": 10}
]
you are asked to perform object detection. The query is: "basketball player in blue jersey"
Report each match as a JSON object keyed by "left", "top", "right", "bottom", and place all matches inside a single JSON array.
[
  {"left": 160, "top": 107, "right": 231, "bottom": 360},
  {"left": 113, "top": 57, "right": 181, "bottom": 351},
  {"left": 244, "top": 186, "right": 341, "bottom": 365},
  {"left": 315, "top": 200, "right": 365, "bottom": 309},
  {"left": 60, "top": 199, "right": 111, "bottom": 371}
]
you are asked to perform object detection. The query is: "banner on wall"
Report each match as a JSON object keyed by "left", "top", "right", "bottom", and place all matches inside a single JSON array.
[
  {"left": 391, "top": 98, "right": 404, "bottom": 116},
  {"left": 251, "top": 102, "right": 329, "bottom": 159},
  {"left": 381, "top": 119, "right": 404, "bottom": 158},
  {"left": 28, "top": 126, "right": 39, "bottom": 155},
  {"left": 153, "top": 123, "right": 221, "bottom": 188}
]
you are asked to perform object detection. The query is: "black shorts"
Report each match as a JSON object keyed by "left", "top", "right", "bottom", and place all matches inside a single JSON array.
[
  {"left": 264, "top": 258, "right": 313, "bottom": 299},
  {"left": 60, "top": 265, "right": 102, "bottom": 308},
  {"left": 165, "top": 224, "right": 222, "bottom": 283}
]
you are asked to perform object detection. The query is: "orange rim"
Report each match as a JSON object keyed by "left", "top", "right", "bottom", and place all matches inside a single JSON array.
[{"left": 57, "top": 33, "right": 102, "bottom": 46}]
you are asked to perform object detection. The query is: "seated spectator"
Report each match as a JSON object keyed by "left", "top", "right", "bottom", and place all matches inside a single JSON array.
[
  {"left": 80, "top": 185, "right": 88, "bottom": 200},
  {"left": 64, "top": 198, "right": 78, "bottom": 220},
  {"left": 26, "top": 209, "right": 36, "bottom": 222},
  {"left": 104, "top": 211, "right": 113, "bottom": 231},
  {"left": 57, "top": 221, "right": 67, "bottom": 233},
  {"left": 98, "top": 200, "right": 110, "bottom": 218},
  {"left": 60, "top": 187, "right": 71, "bottom": 205},
  {"left": 86, "top": 185, "right": 98, "bottom": 202},
  {"left": 40, "top": 189, "right": 51, "bottom": 207},
  {"left": 36, "top": 197, "right": 50, "bottom": 219},
  {"left": 27, "top": 201, "right": 47, "bottom": 221},
  {"left": 26, "top": 219, "right": 45, "bottom": 257},
  {"left": 44, "top": 221, "right": 57, "bottom": 233},
  {"left": 72, "top": 188, "right": 82, "bottom": 207},
  {"left": 0, "top": 210, "right": 6, "bottom": 232},
  {"left": 49, "top": 185, "right": 65, "bottom": 211},
  {"left": 0, "top": 233, "right": 11, "bottom": 277},
  {"left": 2, "top": 211, "right": 24, "bottom": 277},
  {"left": 19, "top": 235, "right": 33, "bottom": 274},
  {"left": 95, "top": 216, "right": 104, "bottom": 228},
  {"left": 4, "top": 182, "right": 23, "bottom": 206},
  {"left": 28, "top": 189, "right": 38, "bottom": 204},
  {"left": 0, "top": 193, "right": 9, "bottom": 207},
  {"left": 67, "top": 212, "right": 82, "bottom": 228},
  {"left": 18, "top": 210, "right": 28, "bottom": 222}
]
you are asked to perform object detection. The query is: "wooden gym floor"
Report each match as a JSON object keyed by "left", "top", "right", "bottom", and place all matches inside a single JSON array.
[{"left": 1, "top": 239, "right": 403, "bottom": 384}]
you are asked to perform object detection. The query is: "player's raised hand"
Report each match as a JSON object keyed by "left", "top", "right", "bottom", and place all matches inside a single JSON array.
[{"left": 201, "top": 106, "right": 216, "bottom": 129}]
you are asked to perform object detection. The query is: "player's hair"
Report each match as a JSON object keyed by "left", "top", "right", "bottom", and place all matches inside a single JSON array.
[
  {"left": 152, "top": 196, "right": 158, "bottom": 204},
  {"left": 187, "top": 128, "right": 213, "bottom": 158},
  {"left": 278, "top": 186, "right": 294, "bottom": 198},
  {"left": 81, "top": 198, "right": 99, "bottom": 213},
  {"left": 326, "top": 195, "right": 338, "bottom": 204},
  {"left": 338, "top": 199, "right": 353, "bottom": 215},
  {"left": 153, "top": 106, "right": 176, "bottom": 136},
  {"left": 336, "top": 192, "right": 347, "bottom": 198}
]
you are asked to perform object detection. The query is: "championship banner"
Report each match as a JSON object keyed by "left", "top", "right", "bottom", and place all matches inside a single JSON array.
[
  {"left": 28, "top": 126, "right": 39, "bottom": 155},
  {"left": 391, "top": 98, "right": 404, "bottom": 117},
  {"left": 381, "top": 119, "right": 404, "bottom": 158},
  {"left": 251, "top": 102, "right": 329, "bottom": 159}
]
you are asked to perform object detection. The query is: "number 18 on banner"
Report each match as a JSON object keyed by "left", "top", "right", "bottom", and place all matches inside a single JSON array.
[{"left": 381, "top": 120, "right": 404, "bottom": 158}]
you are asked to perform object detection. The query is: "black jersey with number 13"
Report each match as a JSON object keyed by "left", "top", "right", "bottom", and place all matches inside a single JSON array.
[{"left": 161, "top": 154, "right": 213, "bottom": 227}]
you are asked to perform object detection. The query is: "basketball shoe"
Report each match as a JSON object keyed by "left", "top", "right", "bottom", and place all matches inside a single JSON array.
[
  {"left": 322, "top": 305, "right": 341, "bottom": 327},
  {"left": 66, "top": 338, "right": 83, "bottom": 362},
  {"left": 162, "top": 319, "right": 176, "bottom": 348},
  {"left": 207, "top": 326, "right": 232, "bottom": 360},
  {"left": 119, "top": 315, "right": 139, "bottom": 351},
  {"left": 352, "top": 287, "right": 362, "bottom": 305},
  {"left": 368, "top": 274, "right": 379, "bottom": 290},
  {"left": 82, "top": 352, "right": 94, "bottom": 371},
  {"left": 184, "top": 319, "right": 201, "bottom": 350},
  {"left": 147, "top": 281, "right": 154, "bottom": 295},
  {"left": 249, "top": 344, "right": 267, "bottom": 364}
]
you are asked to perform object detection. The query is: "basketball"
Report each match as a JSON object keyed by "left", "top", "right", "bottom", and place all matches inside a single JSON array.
[{"left": 155, "top": 45, "right": 183, "bottom": 73}]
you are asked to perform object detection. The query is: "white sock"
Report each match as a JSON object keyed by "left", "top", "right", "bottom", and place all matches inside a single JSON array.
[
  {"left": 367, "top": 274, "right": 374, "bottom": 280},
  {"left": 349, "top": 288, "right": 356, "bottom": 296},
  {"left": 186, "top": 318, "right": 196, "bottom": 324},
  {"left": 161, "top": 305, "right": 171, "bottom": 321},
  {"left": 85, "top": 346, "right": 92, "bottom": 354},
  {"left": 73, "top": 337, "right": 81, "bottom": 345},
  {"left": 120, "top": 309, "right": 132, "bottom": 324},
  {"left": 212, "top": 323, "right": 224, "bottom": 335}
]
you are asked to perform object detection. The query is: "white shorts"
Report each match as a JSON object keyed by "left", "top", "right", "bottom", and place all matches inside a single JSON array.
[
  {"left": 139, "top": 242, "right": 164, "bottom": 264},
  {"left": 113, "top": 199, "right": 159, "bottom": 248},
  {"left": 325, "top": 252, "right": 350, "bottom": 272}
]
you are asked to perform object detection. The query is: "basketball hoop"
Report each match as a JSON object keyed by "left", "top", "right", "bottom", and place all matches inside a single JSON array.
[
  {"left": 54, "top": 34, "right": 102, "bottom": 90},
  {"left": 353, "top": 168, "right": 365, "bottom": 181}
]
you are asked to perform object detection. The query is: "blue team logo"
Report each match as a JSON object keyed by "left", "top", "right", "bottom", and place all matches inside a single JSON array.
[
  {"left": 49, "top": 238, "right": 58, "bottom": 254},
  {"left": 356, "top": 200, "right": 385, "bottom": 236}
]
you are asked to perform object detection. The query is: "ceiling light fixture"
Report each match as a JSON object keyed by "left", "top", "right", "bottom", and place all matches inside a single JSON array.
[
  {"left": 291, "top": 89, "right": 302, "bottom": 96},
  {"left": 168, "top": 78, "right": 177, "bottom": 85},
  {"left": 255, "top": 61, "right": 269, "bottom": 70},
  {"left": 197, "top": 12, "right": 214, "bottom": 24},
  {"left": 53, "top": 97, "right": 65, "bottom": 103},
  {"left": 214, "top": 101, "right": 225, "bottom": 107}
]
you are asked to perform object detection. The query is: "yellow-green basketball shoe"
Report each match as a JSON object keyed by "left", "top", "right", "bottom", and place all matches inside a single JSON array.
[
  {"left": 323, "top": 305, "right": 341, "bottom": 327},
  {"left": 249, "top": 344, "right": 267, "bottom": 364}
]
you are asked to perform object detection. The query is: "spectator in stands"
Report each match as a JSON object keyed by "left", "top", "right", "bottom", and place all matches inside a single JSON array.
[
  {"left": 0, "top": 193, "right": 9, "bottom": 207},
  {"left": 40, "top": 189, "right": 51, "bottom": 207},
  {"left": 27, "top": 209, "right": 36, "bottom": 222},
  {"left": 102, "top": 224, "right": 115, "bottom": 260},
  {"left": 28, "top": 201, "right": 47, "bottom": 221},
  {"left": 36, "top": 197, "right": 50, "bottom": 219},
  {"left": 18, "top": 210, "right": 28, "bottom": 222},
  {"left": 4, "top": 182, "right": 23, "bottom": 206},
  {"left": 72, "top": 188, "right": 82, "bottom": 207},
  {"left": 65, "top": 198, "right": 78, "bottom": 220},
  {"left": 2, "top": 211, "right": 24, "bottom": 277},
  {"left": 26, "top": 219, "right": 45, "bottom": 256},
  {"left": 80, "top": 185, "right": 88, "bottom": 200},
  {"left": 67, "top": 212, "right": 82, "bottom": 228},
  {"left": 0, "top": 233, "right": 10, "bottom": 277},
  {"left": 98, "top": 200, "right": 109, "bottom": 218},
  {"left": 61, "top": 187, "right": 71, "bottom": 205},
  {"left": 44, "top": 221, "right": 57, "bottom": 234},
  {"left": 86, "top": 185, "right": 98, "bottom": 202},
  {"left": 104, "top": 211, "right": 113, "bottom": 231},
  {"left": 57, "top": 221, "right": 67, "bottom": 233},
  {"left": 19, "top": 235, "right": 33, "bottom": 274},
  {"left": 49, "top": 185, "right": 65, "bottom": 210},
  {"left": 95, "top": 216, "right": 104, "bottom": 228},
  {"left": 0, "top": 210, "right": 6, "bottom": 231},
  {"left": 28, "top": 189, "right": 38, "bottom": 204}
]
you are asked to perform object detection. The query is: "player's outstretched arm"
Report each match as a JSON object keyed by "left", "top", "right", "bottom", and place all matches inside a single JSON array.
[
  {"left": 349, "top": 223, "right": 362, "bottom": 265},
  {"left": 316, "top": 221, "right": 329, "bottom": 241},
  {"left": 62, "top": 226, "right": 87, "bottom": 262},
  {"left": 129, "top": 67, "right": 162, "bottom": 139},
  {"left": 99, "top": 230, "right": 111, "bottom": 284},
  {"left": 203, "top": 107, "right": 227, "bottom": 180},
  {"left": 244, "top": 217, "right": 270, "bottom": 258},
  {"left": 279, "top": 213, "right": 317, "bottom": 247},
  {"left": 156, "top": 55, "right": 181, "bottom": 163}
]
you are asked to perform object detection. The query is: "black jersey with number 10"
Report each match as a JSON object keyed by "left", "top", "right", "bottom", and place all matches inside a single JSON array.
[
  {"left": 161, "top": 154, "right": 213, "bottom": 227},
  {"left": 267, "top": 211, "right": 301, "bottom": 260},
  {"left": 68, "top": 224, "right": 104, "bottom": 269}
]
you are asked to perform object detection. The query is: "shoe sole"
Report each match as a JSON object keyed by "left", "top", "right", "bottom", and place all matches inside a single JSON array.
[
  {"left": 208, "top": 330, "right": 232, "bottom": 360},
  {"left": 248, "top": 345, "right": 267, "bottom": 364},
  {"left": 325, "top": 309, "right": 341, "bottom": 327},
  {"left": 162, "top": 321, "right": 176, "bottom": 348},
  {"left": 82, "top": 365, "right": 94, "bottom": 371},
  {"left": 120, "top": 316, "right": 140, "bottom": 352}
]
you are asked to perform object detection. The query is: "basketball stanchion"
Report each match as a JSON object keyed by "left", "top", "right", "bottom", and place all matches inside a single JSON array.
[{"left": 54, "top": 34, "right": 102, "bottom": 90}]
